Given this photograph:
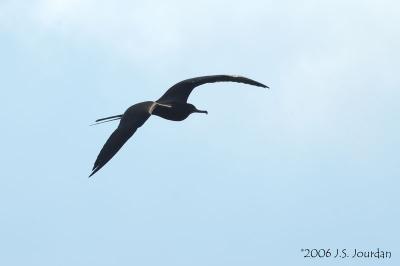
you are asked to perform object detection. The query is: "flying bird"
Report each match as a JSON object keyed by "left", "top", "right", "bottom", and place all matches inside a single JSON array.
[{"left": 90, "top": 75, "right": 268, "bottom": 177}]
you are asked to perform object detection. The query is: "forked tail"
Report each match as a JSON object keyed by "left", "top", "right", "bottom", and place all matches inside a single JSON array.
[{"left": 90, "top": 114, "right": 123, "bottom": 126}]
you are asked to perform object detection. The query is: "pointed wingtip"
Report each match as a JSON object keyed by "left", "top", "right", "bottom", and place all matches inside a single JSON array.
[{"left": 88, "top": 166, "right": 99, "bottom": 178}]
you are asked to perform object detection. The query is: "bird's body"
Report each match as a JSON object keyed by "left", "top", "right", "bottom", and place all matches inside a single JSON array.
[
  {"left": 90, "top": 75, "right": 268, "bottom": 177},
  {"left": 151, "top": 102, "right": 205, "bottom": 121}
]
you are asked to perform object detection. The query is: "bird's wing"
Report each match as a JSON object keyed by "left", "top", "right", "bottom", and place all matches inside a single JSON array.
[
  {"left": 89, "top": 101, "right": 153, "bottom": 177},
  {"left": 157, "top": 75, "right": 268, "bottom": 103}
]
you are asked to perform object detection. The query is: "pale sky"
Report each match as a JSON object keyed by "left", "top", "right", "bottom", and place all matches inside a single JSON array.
[{"left": 1, "top": 1, "right": 399, "bottom": 265}]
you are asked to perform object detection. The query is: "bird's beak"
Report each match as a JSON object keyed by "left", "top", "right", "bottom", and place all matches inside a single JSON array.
[{"left": 194, "top": 109, "right": 208, "bottom": 114}]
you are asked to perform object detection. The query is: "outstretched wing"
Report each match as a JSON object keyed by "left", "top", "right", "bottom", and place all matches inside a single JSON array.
[
  {"left": 157, "top": 75, "right": 268, "bottom": 103},
  {"left": 89, "top": 127, "right": 136, "bottom": 177},
  {"left": 89, "top": 101, "right": 153, "bottom": 177}
]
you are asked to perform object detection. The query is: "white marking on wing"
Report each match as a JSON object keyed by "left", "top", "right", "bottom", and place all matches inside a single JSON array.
[{"left": 149, "top": 102, "right": 172, "bottom": 114}]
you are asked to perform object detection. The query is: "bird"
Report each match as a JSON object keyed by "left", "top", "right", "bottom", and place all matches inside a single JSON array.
[{"left": 89, "top": 75, "right": 268, "bottom": 177}]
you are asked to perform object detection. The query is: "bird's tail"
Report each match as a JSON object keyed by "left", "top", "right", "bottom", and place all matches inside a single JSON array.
[{"left": 90, "top": 114, "right": 123, "bottom": 126}]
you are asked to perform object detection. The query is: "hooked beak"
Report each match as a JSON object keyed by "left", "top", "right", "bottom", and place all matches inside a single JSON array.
[{"left": 194, "top": 109, "right": 208, "bottom": 114}]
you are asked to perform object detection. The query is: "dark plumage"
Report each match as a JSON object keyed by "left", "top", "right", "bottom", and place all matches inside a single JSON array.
[{"left": 90, "top": 75, "right": 268, "bottom": 177}]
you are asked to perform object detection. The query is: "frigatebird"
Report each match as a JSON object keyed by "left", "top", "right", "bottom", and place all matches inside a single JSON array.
[{"left": 90, "top": 75, "right": 268, "bottom": 177}]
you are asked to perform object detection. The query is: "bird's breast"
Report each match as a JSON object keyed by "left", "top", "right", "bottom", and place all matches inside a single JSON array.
[{"left": 152, "top": 103, "right": 191, "bottom": 121}]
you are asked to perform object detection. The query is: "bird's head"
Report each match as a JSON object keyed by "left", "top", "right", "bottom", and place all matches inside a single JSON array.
[{"left": 189, "top": 104, "right": 208, "bottom": 115}]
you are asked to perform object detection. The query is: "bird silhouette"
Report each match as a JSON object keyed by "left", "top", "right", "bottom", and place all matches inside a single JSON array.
[{"left": 89, "top": 75, "right": 268, "bottom": 177}]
